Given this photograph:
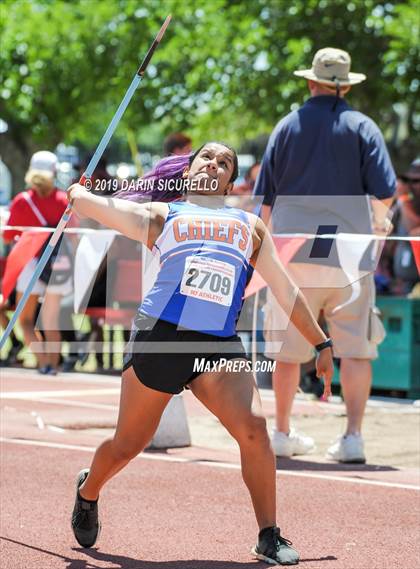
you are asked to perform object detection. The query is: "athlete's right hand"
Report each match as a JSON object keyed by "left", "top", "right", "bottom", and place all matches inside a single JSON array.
[{"left": 67, "top": 183, "right": 86, "bottom": 206}]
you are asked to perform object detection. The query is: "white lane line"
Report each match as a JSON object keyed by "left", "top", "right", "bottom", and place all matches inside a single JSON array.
[
  {"left": 1, "top": 372, "right": 121, "bottom": 386},
  {"left": 4, "top": 389, "right": 417, "bottom": 416},
  {"left": 2, "top": 375, "right": 417, "bottom": 410},
  {"left": 47, "top": 425, "right": 66, "bottom": 433},
  {"left": 30, "top": 411, "right": 45, "bottom": 430},
  {"left": 0, "top": 388, "right": 120, "bottom": 400},
  {"left": 18, "top": 398, "right": 118, "bottom": 411},
  {"left": 1, "top": 437, "right": 418, "bottom": 491}
]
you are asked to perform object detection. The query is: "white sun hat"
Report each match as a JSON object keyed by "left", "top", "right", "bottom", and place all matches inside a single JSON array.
[{"left": 27, "top": 150, "right": 58, "bottom": 178}]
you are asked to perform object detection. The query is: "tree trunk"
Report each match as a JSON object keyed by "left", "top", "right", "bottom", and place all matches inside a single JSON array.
[{"left": 0, "top": 127, "right": 38, "bottom": 198}]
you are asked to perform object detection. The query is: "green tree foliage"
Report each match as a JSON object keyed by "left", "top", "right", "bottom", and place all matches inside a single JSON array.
[{"left": 1, "top": 0, "right": 418, "bottom": 190}]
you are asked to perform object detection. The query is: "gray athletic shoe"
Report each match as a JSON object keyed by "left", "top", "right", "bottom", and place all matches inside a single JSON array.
[
  {"left": 252, "top": 526, "right": 299, "bottom": 565},
  {"left": 71, "top": 469, "right": 100, "bottom": 548}
]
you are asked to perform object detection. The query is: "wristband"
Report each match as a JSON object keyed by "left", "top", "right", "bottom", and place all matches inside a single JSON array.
[{"left": 315, "top": 338, "right": 333, "bottom": 353}]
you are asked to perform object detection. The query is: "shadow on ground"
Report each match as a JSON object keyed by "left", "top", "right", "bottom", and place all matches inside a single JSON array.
[
  {"left": 1, "top": 537, "right": 337, "bottom": 568},
  {"left": 144, "top": 449, "right": 399, "bottom": 474},
  {"left": 275, "top": 457, "right": 398, "bottom": 472}
]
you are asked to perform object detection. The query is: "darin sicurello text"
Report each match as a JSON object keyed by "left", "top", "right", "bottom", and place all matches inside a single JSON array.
[{"left": 119, "top": 178, "right": 219, "bottom": 193}]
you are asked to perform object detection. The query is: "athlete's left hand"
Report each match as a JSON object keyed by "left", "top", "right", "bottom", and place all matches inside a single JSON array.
[{"left": 315, "top": 348, "right": 333, "bottom": 399}]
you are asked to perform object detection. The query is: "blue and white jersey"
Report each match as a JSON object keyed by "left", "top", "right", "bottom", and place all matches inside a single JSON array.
[{"left": 140, "top": 201, "right": 254, "bottom": 336}]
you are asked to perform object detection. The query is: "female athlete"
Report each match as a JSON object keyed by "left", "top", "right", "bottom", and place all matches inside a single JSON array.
[{"left": 68, "top": 142, "right": 334, "bottom": 565}]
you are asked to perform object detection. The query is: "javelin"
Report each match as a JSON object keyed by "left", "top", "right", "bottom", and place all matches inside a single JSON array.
[{"left": 0, "top": 15, "right": 171, "bottom": 350}]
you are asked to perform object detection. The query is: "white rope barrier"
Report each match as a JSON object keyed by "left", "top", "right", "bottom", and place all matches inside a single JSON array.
[
  {"left": 272, "top": 233, "right": 420, "bottom": 242},
  {"left": 0, "top": 225, "right": 419, "bottom": 241},
  {"left": 0, "top": 225, "right": 118, "bottom": 235}
]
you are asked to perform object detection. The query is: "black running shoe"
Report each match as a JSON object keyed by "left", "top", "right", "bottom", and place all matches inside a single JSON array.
[
  {"left": 252, "top": 526, "right": 299, "bottom": 565},
  {"left": 71, "top": 469, "right": 100, "bottom": 547}
]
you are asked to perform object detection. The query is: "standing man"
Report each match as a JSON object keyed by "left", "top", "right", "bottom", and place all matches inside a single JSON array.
[{"left": 254, "top": 48, "right": 396, "bottom": 463}]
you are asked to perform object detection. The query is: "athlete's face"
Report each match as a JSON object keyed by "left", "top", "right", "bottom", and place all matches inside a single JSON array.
[{"left": 187, "top": 143, "right": 235, "bottom": 195}]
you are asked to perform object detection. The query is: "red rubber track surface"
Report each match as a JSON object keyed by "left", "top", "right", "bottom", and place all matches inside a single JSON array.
[{"left": 1, "top": 370, "right": 419, "bottom": 569}]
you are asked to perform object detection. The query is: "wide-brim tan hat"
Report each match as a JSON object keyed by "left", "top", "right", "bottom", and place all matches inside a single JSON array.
[{"left": 294, "top": 47, "right": 366, "bottom": 86}]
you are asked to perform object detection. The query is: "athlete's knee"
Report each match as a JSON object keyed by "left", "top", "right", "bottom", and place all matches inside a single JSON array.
[
  {"left": 111, "top": 436, "right": 144, "bottom": 462},
  {"left": 236, "top": 414, "right": 269, "bottom": 446}
]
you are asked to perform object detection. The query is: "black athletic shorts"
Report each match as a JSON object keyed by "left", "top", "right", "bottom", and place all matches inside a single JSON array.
[{"left": 123, "top": 312, "right": 250, "bottom": 394}]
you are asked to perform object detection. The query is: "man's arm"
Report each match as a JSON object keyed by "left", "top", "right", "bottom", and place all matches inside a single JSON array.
[
  {"left": 253, "top": 129, "right": 280, "bottom": 225},
  {"left": 260, "top": 204, "right": 272, "bottom": 228},
  {"left": 361, "top": 121, "right": 396, "bottom": 204},
  {"left": 370, "top": 196, "right": 394, "bottom": 235}
]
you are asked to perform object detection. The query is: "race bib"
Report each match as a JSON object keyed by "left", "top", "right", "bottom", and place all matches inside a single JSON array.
[{"left": 180, "top": 256, "right": 235, "bottom": 306}]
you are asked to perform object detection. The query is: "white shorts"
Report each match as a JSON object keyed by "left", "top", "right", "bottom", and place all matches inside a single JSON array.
[
  {"left": 16, "top": 258, "right": 73, "bottom": 297},
  {"left": 263, "top": 263, "right": 385, "bottom": 363}
]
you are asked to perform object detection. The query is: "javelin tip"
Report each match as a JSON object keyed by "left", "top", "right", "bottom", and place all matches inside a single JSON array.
[
  {"left": 137, "top": 15, "right": 171, "bottom": 75},
  {"left": 156, "top": 15, "right": 172, "bottom": 42}
]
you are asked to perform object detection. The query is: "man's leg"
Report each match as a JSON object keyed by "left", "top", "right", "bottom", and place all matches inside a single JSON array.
[
  {"left": 325, "top": 272, "right": 377, "bottom": 463},
  {"left": 270, "top": 361, "right": 315, "bottom": 457},
  {"left": 264, "top": 276, "right": 320, "bottom": 456},
  {"left": 272, "top": 362, "right": 300, "bottom": 433},
  {"left": 340, "top": 358, "right": 372, "bottom": 435},
  {"left": 326, "top": 358, "right": 370, "bottom": 463}
]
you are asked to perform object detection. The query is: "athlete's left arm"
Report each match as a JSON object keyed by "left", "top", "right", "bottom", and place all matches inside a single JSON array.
[{"left": 249, "top": 215, "right": 333, "bottom": 394}]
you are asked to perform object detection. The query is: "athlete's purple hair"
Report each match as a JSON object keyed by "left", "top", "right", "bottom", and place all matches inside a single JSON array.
[
  {"left": 115, "top": 153, "right": 189, "bottom": 203},
  {"left": 115, "top": 142, "right": 238, "bottom": 203}
]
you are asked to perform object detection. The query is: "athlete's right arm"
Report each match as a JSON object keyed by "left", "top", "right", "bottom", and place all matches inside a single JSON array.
[{"left": 67, "top": 184, "right": 167, "bottom": 247}]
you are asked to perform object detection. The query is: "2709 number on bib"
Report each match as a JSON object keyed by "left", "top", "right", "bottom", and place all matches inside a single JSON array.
[{"left": 180, "top": 256, "right": 235, "bottom": 306}]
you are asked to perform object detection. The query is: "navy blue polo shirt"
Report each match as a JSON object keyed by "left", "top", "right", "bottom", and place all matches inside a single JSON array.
[
  {"left": 254, "top": 95, "right": 396, "bottom": 203},
  {"left": 253, "top": 95, "right": 396, "bottom": 267}
]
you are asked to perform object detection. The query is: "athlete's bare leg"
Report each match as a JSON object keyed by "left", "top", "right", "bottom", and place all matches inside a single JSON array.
[
  {"left": 190, "top": 360, "right": 276, "bottom": 530},
  {"left": 79, "top": 366, "right": 172, "bottom": 500}
]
